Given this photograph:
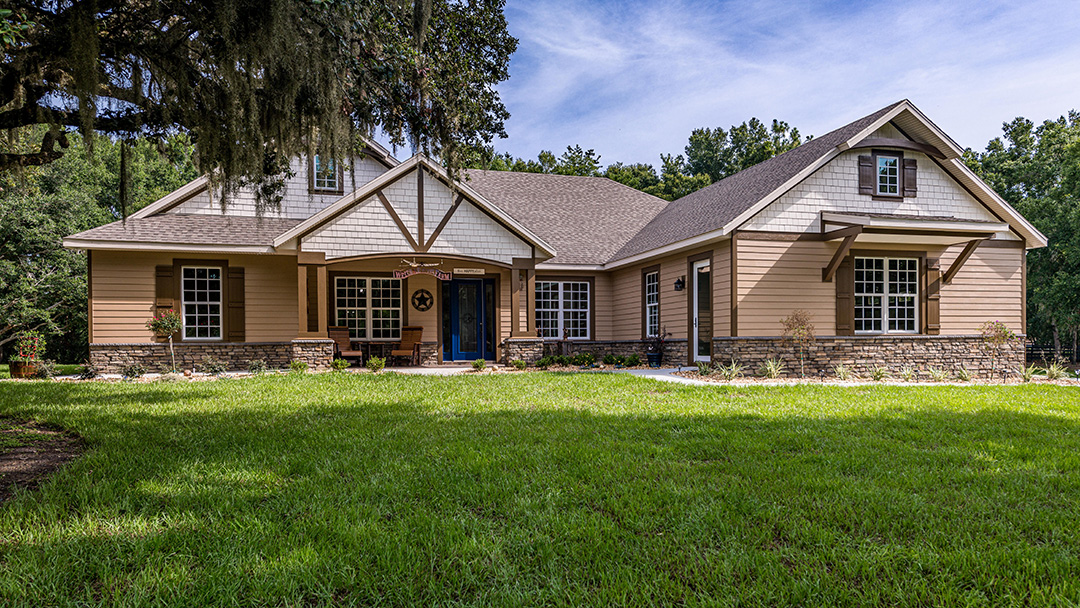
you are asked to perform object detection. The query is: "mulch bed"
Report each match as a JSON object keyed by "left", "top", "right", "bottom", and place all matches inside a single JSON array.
[{"left": 0, "top": 418, "right": 84, "bottom": 505}]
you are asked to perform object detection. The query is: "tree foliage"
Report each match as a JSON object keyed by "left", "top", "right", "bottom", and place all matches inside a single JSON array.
[
  {"left": 0, "top": 132, "right": 198, "bottom": 362},
  {"left": 1, "top": 0, "right": 516, "bottom": 214},
  {"left": 965, "top": 112, "right": 1080, "bottom": 355},
  {"left": 685, "top": 118, "right": 804, "bottom": 183},
  {"left": 465, "top": 117, "right": 803, "bottom": 201}
]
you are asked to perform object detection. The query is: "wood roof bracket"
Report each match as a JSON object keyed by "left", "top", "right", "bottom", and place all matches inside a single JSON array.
[
  {"left": 821, "top": 226, "right": 862, "bottom": 282},
  {"left": 942, "top": 238, "right": 986, "bottom": 284}
]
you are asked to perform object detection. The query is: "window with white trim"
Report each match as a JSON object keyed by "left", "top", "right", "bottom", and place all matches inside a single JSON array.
[
  {"left": 644, "top": 271, "right": 659, "bottom": 337},
  {"left": 536, "top": 281, "right": 590, "bottom": 339},
  {"left": 313, "top": 155, "right": 340, "bottom": 192},
  {"left": 854, "top": 257, "right": 918, "bottom": 333},
  {"left": 334, "top": 277, "right": 402, "bottom": 339},
  {"left": 876, "top": 155, "right": 900, "bottom": 196},
  {"left": 182, "top": 266, "right": 223, "bottom": 340}
]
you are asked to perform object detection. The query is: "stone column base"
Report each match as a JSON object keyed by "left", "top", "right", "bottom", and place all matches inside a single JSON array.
[{"left": 504, "top": 338, "right": 545, "bottom": 364}]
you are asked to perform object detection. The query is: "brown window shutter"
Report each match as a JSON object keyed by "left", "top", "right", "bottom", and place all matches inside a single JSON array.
[
  {"left": 903, "top": 158, "right": 918, "bottom": 197},
  {"left": 155, "top": 265, "right": 175, "bottom": 312},
  {"left": 925, "top": 258, "right": 940, "bottom": 335},
  {"left": 227, "top": 267, "right": 245, "bottom": 342},
  {"left": 858, "top": 155, "right": 874, "bottom": 195},
  {"left": 835, "top": 257, "right": 854, "bottom": 335}
]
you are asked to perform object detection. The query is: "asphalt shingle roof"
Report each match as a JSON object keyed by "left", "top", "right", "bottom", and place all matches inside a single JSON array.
[
  {"left": 68, "top": 214, "right": 302, "bottom": 247},
  {"left": 465, "top": 170, "right": 670, "bottom": 265},
  {"left": 610, "top": 101, "right": 904, "bottom": 262}
]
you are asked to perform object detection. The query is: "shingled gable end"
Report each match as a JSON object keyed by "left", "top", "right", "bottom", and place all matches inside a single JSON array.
[{"left": 65, "top": 101, "right": 1044, "bottom": 374}]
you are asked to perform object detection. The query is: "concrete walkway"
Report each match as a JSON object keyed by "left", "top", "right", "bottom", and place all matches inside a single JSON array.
[{"left": 621, "top": 367, "right": 711, "bottom": 386}]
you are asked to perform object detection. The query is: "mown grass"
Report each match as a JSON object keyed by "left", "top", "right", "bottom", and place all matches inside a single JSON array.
[
  {"left": 0, "top": 364, "right": 82, "bottom": 380},
  {"left": 0, "top": 373, "right": 1078, "bottom": 606}
]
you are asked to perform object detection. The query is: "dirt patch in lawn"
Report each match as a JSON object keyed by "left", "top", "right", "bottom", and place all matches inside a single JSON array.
[{"left": 0, "top": 418, "right": 84, "bottom": 505}]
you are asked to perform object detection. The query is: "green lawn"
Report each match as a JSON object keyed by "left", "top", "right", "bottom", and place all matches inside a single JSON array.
[
  {"left": 0, "top": 363, "right": 82, "bottom": 379},
  {"left": 1, "top": 374, "right": 1078, "bottom": 606}
]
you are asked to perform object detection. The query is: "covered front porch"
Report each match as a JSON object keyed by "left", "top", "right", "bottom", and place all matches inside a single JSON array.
[{"left": 293, "top": 253, "right": 540, "bottom": 364}]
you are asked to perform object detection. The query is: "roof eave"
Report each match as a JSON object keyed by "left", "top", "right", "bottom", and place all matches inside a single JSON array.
[{"left": 63, "top": 238, "right": 281, "bottom": 254}]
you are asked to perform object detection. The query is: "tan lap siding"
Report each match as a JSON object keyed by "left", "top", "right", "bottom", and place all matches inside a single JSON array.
[
  {"left": 91, "top": 251, "right": 298, "bottom": 343},
  {"left": 610, "top": 265, "right": 642, "bottom": 339},
  {"left": 939, "top": 243, "right": 1024, "bottom": 334},
  {"left": 737, "top": 239, "right": 836, "bottom": 336},
  {"left": 713, "top": 240, "right": 731, "bottom": 338}
]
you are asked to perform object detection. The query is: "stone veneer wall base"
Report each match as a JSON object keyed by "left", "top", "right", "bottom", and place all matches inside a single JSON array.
[
  {"left": 711, "top": 335, "right": 1024, "bottom": 379},
  {"left": 90, "top": 340, "right": 335, "bottom": 374}
]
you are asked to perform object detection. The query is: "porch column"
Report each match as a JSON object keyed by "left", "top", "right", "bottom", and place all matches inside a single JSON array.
[
  {"left": 511, "top": 257, "right": 536, "bottom": 337},
  {"left": 298, "top": 251, "right": 328, "bottom": 338}
]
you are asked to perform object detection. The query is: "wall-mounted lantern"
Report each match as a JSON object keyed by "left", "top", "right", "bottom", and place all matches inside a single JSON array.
[{"left": 674, "top": 276, "right": 686, "bottom": 291}]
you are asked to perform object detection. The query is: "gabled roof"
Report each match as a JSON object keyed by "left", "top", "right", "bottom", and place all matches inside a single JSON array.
[
  {"left": 610, "top": 100, "right": 1047, "bottom": 265},
  {"left": 273, "top": 155, "right": 557, "bottom": 258},
  {"left": 465, "top": 170, "right": 670, "bottom": 266},
  {"left": 63, "top": 215, "right": 302, "bottom": 253}
]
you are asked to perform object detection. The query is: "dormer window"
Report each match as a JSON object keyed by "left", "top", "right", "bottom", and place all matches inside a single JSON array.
[
  {"left": 858, "top": 149, "right": 917, "bottom": 199},
  {"left": 311, "top": 155, "right": 343, "bottom": 194},
  {"left": 876, "top": 155, "right": 900, "bottom": 196}
]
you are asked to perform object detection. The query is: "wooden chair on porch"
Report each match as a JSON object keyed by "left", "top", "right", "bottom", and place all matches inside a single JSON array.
[
  {"left": 390, "top": 326, "right": 424, "bottom": 366},
  {"left": 328, "top": 326, "right": 364, "bottom": 365}
]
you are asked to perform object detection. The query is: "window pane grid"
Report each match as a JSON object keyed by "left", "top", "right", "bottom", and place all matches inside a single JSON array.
[
  {"left": 645, "top": 271, "right": 659, "bottom": 337},
  {"left": 314, "top": 155, "right": 338, "bottom": 191},
  {"left": 877, "top": 156, "right": 899, "bottom": 195},
  {"left": 334, "top": 277, "right": 368, "bottom": 339},
  {"left": 182, "top": 266, "right": 222, "bottom": 339},
  {"left": 854, "top": 257, "right": 918, "bottom": 334},
  {"left": 535, "top": 281, "right": 590, "bottom": 339},
  {"left": 334, "top": 277, "right": 402, "bottom": 340}
]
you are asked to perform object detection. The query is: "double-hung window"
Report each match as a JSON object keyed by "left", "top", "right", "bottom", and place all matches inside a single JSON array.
[
  {"left": 313, "top": 155, "right": 341, "bottom": 193},
  {"left": 854, "top": 257, "right": 918, "bottom": 333},
  {"left": 334, "top": 277, "right": 402, "bottom": 339},
  {"left": 876, "top": 154, "right": 900, "bottom": 196},
  {"left": 536, "top": 281, "right": 590, "bottom": 339},
  {"left": 182, "top": 266, "right": 223, "bottom": 340},
  {"left": 644, "top": 271, "right": 659, "bottom": 337}
]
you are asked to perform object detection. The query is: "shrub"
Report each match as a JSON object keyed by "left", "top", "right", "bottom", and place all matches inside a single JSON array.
[
  {"left": 718, "top": 359, "right": 745, "bottom": 381},
  {"left": 572, "top": 352, "right": 595, "bottom": 366},
  {"left": 1045, "top": 362, "right": 1068, "bottom": 380},
  {"left": 869, "top": 366, "right": 890, "bottom": 382},
  {"left": 759, "top": 357, "right": 784, "bottom": 379},
  {"left": 77, "top": 362, "right": 98, "bottom": 380},
  {"left": 248, "top": 359, "right": 268, "bottom": 375},
  {"left": 624, "top": 354, "right": 642, "bottom": 367},
  {"left": 122, "top": 363, "right": 146, "bottom": 380},
  {"left": 980, "top": 320, "right": 1020, "bottom": 379},
  {"left": 833, "top": 364, "right": 852, "bottom": 381},
  {"left": 366, "top": 356, "right": 385, "bottom": 373},
  {"left": 1020, "top": 363, "right": 1038, "bottom": 383},
  {"left": 289, "top": 360, "right": 310, "bottom": 374},
  {"left": 552, "top": 355, "right": 571, "bottom": 367},
  {"left": 197, "top": 355, "right": 227, "bottom": 376},
  {"left": 927, "top": 366, "right": 949, "bottom": 382},
  {"left": 614, "top": 355, "right": 626, "bottom": 366},
  {"left": 535, "top": 357, "right": 552, "bottom": 370},
  {"left": 146, "top": 309, "right": 182, "bottom": 371},
  {"left": 602, "top": 354, "right": 618, "bottom": 365},
  {"left": 32, "top": 359, "right": 59, "bottom": 379},
  {"left": 954, "top": 366, "right": 972, "bottom": 382},
  {"left": 898, "top": 366, "right": 916, "bottom": 382},
  {"left": 10, "top": 330, "right": 45, "bottom": 363},
  {"left": 781, "top": 310, "right": 815, "bottom": 378},
  {"left": 331, "top": 358, "right": 350, "bottom": 371},
  {"left": 511, "top": 359, "right": 527, "bottom": 371},
  {"left": 695, "top": 361, "right": 712, "bottom": 376},
  {"left": 472, "top": 359, "right": 486, "bottom": 371}
]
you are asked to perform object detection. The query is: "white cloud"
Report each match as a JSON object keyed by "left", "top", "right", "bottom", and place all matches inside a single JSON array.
[{"left": 495, "top": 0, "right": 1080, "bottom": 165}]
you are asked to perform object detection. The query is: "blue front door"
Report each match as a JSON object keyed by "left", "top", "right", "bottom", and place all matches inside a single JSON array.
[{"left": 449, "top": 279, "right": 485, "bottom": 361}]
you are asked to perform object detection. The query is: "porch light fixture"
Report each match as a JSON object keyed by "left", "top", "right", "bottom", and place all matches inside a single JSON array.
[{"left": 674, "top": 276, "right": 685, "bottom": 291}]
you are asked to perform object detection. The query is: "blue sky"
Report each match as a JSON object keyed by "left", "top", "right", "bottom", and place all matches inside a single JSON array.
[{"left": 489, "top": 0, "right": 1080, "bottom": 166}]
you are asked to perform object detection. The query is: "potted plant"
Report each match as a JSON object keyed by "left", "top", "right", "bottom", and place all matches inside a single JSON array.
[
  {"left": 146, "top": 309, "right": 183, "bottom": 372},
  {"left": 645, "top": 326, "right": 671, "bottom": 368},
  {"left": 9, "top": 330, "right": 45, "bottom": 379}
]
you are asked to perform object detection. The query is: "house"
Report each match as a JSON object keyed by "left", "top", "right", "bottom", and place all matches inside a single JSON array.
[{"left": 64, "top": 100, "right": 1044, "bottom": 375}]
